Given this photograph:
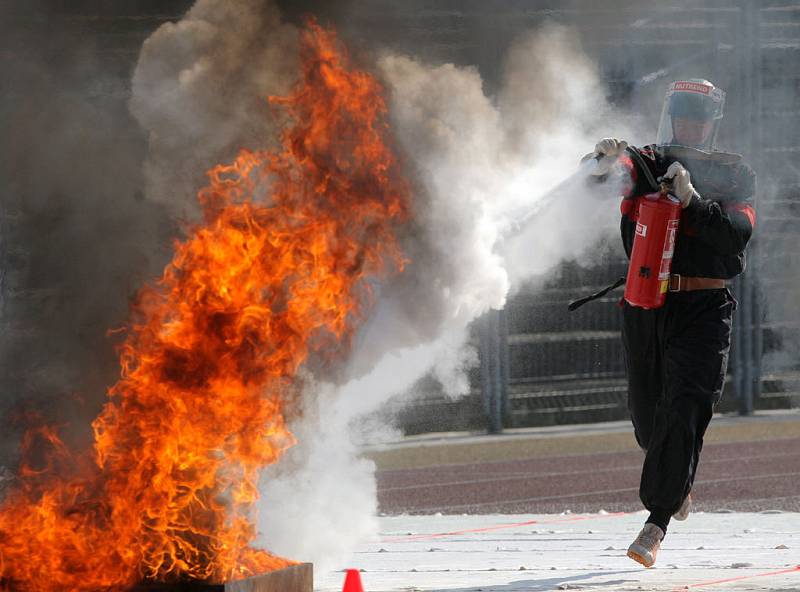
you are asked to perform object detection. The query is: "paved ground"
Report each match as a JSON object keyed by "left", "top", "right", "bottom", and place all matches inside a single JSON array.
[{"left": 316, "top": 512, "right": 800, "bottom": 591}]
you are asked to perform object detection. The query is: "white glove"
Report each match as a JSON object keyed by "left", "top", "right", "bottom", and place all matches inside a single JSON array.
[
  {"left": 594, "top": 137, "right": 628, "bottom": 158},
  {"left": 660, "top": 161, "right": 695, "bottom": 208},
  {"left": 587, "top": 137, "right": 628, "bottom": 176}
]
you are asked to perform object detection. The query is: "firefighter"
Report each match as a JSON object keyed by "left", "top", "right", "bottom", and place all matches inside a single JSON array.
[{"left": 588, "top": 79, "right": 756, "bottom": 567}]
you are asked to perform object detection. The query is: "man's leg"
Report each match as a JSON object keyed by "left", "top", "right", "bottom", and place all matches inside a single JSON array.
[
  {"left": 621, "top": 303, "right": 662, "bottom": 451},
  {"left": 639, "top": 291, "right": 734, "bottom": 520},
  {"left": 622, "top": 303, "right": 671, "bottom": 566}
]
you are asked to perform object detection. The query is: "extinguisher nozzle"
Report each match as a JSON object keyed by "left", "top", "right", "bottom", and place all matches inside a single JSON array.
[
  {"left": 567, "top": 277, "right": 626, "bottom": 312},
  {"left": 567, "top": 297, "right": 591, "bottom": 311}
]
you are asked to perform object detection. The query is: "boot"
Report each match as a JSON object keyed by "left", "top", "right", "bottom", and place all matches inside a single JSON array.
[
  {"left": 673, "top": 492, "right": 692, "bottom": 521},
  {"left": 627, "top": 523, "right": 664, "bottom": 567}
]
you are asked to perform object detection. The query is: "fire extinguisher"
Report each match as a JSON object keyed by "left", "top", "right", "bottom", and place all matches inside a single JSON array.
[
  {"left": 567, "top": 146, "right": 681, "bottom": 312},
  {"left": 623, "top": 184, "right": 682, "bottom": 309}
]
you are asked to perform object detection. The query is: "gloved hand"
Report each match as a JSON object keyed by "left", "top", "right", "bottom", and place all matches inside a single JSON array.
[
  {"left": 659, "top": 161, "right": 695, "bottom": 208},
  {"left": 584, "top": 137, "right": 628, "bottom": 176},
  {"left": 594, "top": 137, "right": 628, "bottom": 158}
]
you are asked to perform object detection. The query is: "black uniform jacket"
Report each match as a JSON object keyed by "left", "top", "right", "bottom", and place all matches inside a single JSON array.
[{"left": 617, "top": 144, "right": 756, "bottom": 279}]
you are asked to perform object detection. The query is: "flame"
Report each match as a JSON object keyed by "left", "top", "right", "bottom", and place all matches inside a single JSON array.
[{"left": 0, "top": 20, "right": 409, "bottom": 591}]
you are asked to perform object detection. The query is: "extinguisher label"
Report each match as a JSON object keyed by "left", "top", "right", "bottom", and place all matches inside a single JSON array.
[
  {"left": 658, "top": 219, "right": 680, "bottom": 280},
  {"left": 658, "top": 260, "right": 671, "bottom": 280},
  {"left": 636, "top": 222, "right": 647, "bottom": 238},
  {"left": 663, "top": 220, "right": 679, "bottom": 257}
]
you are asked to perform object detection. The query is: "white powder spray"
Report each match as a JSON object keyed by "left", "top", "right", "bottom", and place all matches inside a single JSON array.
[{"left": 259, "top": 25, "right": 640, "bottom": 571}]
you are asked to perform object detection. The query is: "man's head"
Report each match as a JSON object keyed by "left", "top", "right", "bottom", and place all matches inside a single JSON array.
[{"left": 656, "top": 79, "right": 726, "bottom": 150}]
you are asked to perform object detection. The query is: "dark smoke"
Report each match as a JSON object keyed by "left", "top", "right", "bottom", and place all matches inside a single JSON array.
[{"left": 0, "top": 3, "right": 180, "bottom": 465}]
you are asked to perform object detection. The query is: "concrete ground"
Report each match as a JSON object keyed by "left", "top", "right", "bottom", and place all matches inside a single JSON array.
[
  {"left": 316, "top": 512, "right": 800, "bottom": 591},
  {"left": 315, "top": 410, "right": 800, "bottom": 591}
]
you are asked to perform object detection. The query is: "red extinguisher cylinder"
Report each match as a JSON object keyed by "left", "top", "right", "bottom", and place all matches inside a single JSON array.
[{"left": 624, "top": 191, "right": 682, "bottom": 309}]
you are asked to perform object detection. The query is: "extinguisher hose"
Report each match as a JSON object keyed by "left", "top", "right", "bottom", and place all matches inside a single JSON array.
[
  {"left": 567, "top": 276, "right": 625, "bottom": 311},
  {"left": 624, "top": 146, "right": 659, "bottom": 192}
]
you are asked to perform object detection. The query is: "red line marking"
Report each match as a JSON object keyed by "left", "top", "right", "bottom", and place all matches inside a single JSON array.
[
  {"left": 673, "top": 565, "right": 800, "bottom": 590},
  {"left": 379, "top": 512, "right": 630, "bottom": 543}
]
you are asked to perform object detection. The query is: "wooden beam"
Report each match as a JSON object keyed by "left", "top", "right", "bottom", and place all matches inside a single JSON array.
[
  {"left": 226, "top": 563, "right": 313, "bottom": 592},
  {"left": 134, "top": 563, "right": 313, "bottom": 592}
]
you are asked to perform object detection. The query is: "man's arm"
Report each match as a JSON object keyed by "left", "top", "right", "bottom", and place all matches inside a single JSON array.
[
  {"left": 616, "top": 147, "right": 663, "bottom": 259},
  {"left": 586, "top": 140, "right": 665, "bottom": 259},
  {"left": 682, "top": 165, "right": 757, "bottom": 256},
  {"left": 618, "top": 154, "right": 639, "bottom": 259},
  {"left": 683, "top": 194, "right": 756, "bottom": 255}
]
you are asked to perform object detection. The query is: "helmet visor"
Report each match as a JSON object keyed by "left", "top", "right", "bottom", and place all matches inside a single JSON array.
[{"left": 656, "top": 80, "right": 726, "bottom": 150}]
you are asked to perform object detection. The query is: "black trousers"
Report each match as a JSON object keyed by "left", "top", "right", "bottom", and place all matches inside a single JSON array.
[{"left": 621, "top": 288, "right": 735, "bottom": 518}]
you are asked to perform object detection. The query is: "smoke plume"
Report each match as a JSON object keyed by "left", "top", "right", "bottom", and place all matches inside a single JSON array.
[
  {"left": 130, "top": 0, "right": 299, "bottom": 218},
  {"left": 0, "top": 4, "right": 176, "bottom": 465}
]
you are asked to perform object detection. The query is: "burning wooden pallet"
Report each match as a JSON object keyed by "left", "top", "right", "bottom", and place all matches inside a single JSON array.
[{"left": 134, "top": 563, "right": 312, "bottom": 592}]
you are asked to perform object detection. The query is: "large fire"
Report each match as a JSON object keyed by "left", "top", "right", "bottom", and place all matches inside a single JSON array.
[{"left": 0, "top": 20, "right": 409, "bottom": 591}]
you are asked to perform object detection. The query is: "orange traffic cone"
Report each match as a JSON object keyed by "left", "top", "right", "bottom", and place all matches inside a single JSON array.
[{"left": 342, "top": 568, "right": 364, "bottom": 592}]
